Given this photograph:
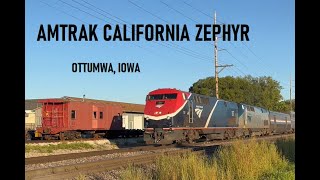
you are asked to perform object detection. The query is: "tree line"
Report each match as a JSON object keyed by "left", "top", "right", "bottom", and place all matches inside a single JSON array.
[{"left": 189, "top": 76, "right": 295, "bottom": 113}]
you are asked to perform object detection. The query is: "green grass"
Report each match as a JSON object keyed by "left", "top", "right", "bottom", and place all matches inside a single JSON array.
[
  {"left": 121, "top": 139, "right": 295, "bottom": 180},
  {"left": 120, "top": 164, "right": 152, "bottom": 180},
  {"left": 25, "top": 142, "right": 95, "bottom": 153}
]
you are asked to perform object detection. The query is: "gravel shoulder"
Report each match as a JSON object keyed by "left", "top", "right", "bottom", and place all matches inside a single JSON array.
[
  {"left": 25, "top": 147, "right": 180, "bottom": 171},
  {"left": 25, "top": 138, "right": 144, "bottom": 158}
]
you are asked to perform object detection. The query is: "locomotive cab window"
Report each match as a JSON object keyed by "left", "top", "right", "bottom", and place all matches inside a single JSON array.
[
  {"left": 100, "top": 112, "right": 103, "bottom": 119},
  {"left": 71, "top": 110, "right": 76, "bottom": 119},
  {"left": 148, "top": 93, "right": 177, "bottom": 100},
  {"left": 149, "top": 94, "right": 163, "bottom": 100},
  {"left": 164, "top": 93, "right": 177, "bottom": 99}
]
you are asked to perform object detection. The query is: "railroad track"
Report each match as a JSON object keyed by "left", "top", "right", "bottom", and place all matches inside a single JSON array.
[
  {"left": 25, "top": 133, "right": 294, "bottom": 180},
  {"left": 189, "top": 133, "right": 295, "bottom": 147},
  {"left": 25, "top": 147, "right": 205, "bottom": 180},
  {"left": 26, "top": 144, "right": 174, "bottom": 165}
]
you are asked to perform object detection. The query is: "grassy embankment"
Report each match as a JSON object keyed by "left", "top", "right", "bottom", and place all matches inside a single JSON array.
[
  {"left": 25, "top": 138, "right": 145, "bottom": 154},
  {"left": 121, "top": 138, "right": 295, "bottom": 180},
  {"left": 25, "top": 142, "right": 97, "bottom": 153}
]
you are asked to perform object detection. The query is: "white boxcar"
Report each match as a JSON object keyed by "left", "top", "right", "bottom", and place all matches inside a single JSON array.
[
  {"left": 25, "top": 107, "right": 42, "bottom": 130},
  {"left": 122, "top": 113, "right": 144, "bottom": 130}
]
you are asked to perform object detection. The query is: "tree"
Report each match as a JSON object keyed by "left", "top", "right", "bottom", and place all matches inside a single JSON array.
[
  {"left": 189, "top": 76, "right": 284, "bottom": 111},
  {"left": 274, "top": 99, "right": 295, "bottom": 113}
]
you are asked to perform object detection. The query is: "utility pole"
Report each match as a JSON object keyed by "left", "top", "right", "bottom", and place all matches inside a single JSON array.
[
  {"left": 214, "top": 11, "right": 233, "bottom": 99},
  {"left": 290, "top": 75, "right": 292, "bottom": 111},
  {"left": 214, "top": 11, "right": 219, "bottom": 98}
]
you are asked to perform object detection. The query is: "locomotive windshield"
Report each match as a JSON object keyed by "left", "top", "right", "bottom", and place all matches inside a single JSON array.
[{"left": 148, "top": 93, "right": 177, "bottom": 100}]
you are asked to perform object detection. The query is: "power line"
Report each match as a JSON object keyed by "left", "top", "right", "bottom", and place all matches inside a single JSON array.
[
  {"left": 127, "top": 0, "right": 233, "bottom": 63},
  {"left": 128, "top": 0, "right": 170, "bottom": 23},
  {"left": 183, "top": 1, "right": 212, "bottom": 19},
  {"left": 180, "top": 1, "right": 274, "bottom": 77},
  {"left": 80, "top": 0, "right": 131, "bottom": 24},
  {"left": 57, "top": 0, "right": 115, "bottom": 26},
  {"left": 46, "top": 0, "right": 241, "bottom": 78},
  {"left": 129, "top": 0, "right": 216, "bottom": 47},
  {"left": 161, "top": 1, "right": 253, "bottom": 77},
  {"left": 73, "top": 0, "right": 217, "bottom": 61},
  {"left": 219, "top": 16, "right": 275, "bottom": 75},
  {"left": 42, "top": 1, "right": 213, "bottom": 67},
  {"left": 160, "top": 1, "right": 198, "bottom": 23},
  {"left": 48, "top": 0, "right": 237, "bottom": 75},
  {"left": 41, "top": 1, "right": 149, "bottom": 51},
  {"left": 60, "top": 0, "right": 218, "bottom": 64}
]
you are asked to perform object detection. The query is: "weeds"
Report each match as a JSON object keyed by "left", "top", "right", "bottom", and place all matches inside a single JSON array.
[{"left": 122, "top": 139, "right": 295, "bottom": 180}]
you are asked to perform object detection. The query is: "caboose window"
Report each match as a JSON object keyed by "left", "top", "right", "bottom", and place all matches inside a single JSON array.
[
  {"left": 93, "top": 111, "right": 97, "bottom": 119},
  {"left": 100, "top": 112, "right": 103, "bottom": 119},
  {"left": 71, "top": 110, "right": 76, "bottom": 119}
]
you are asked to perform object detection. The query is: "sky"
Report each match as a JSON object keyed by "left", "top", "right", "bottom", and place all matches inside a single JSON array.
[{"left": 26, "top": 0, "right": 295, "bottom": 105}]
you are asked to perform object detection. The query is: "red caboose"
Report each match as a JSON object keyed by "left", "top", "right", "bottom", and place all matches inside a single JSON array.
[{"left": 35, "top": 99, "right": 123, "bottom": 140}]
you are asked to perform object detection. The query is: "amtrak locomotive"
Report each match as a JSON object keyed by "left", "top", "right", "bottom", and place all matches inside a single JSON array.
[{"left": 143, "top": 88, "right": 294, "bottom": 144}]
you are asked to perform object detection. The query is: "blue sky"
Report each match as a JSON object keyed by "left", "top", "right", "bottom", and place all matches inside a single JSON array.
[{"left": 26, "top": 0, "right": 295, "bottom": 104}]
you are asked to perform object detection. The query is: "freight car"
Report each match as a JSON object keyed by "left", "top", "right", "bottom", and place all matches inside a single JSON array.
[
  {"left": 143, "top": 88, "right": 294, "bottom": 144},
  {"left": 30, "top": 98, "right": 144, "bottom": 140},
  {"left": 122, "top": 113, "right": 144, "bottom": 137},
  {"left": 25, "top": 100, "right": 43, "bottom": 139}
]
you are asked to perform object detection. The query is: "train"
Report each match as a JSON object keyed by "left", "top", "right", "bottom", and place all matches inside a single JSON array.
[
  {"left": 26, "top": 97, "right": 145, "bottom": 140},
  {"left": 143, "top": 88, "right": 295, "bottom": 144}
]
